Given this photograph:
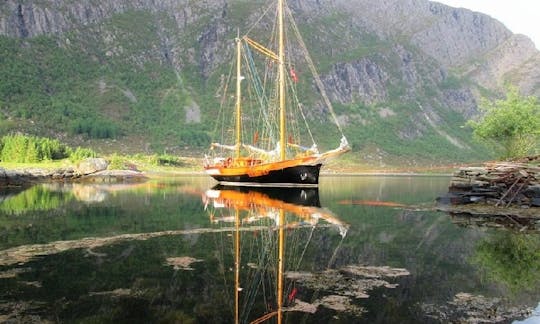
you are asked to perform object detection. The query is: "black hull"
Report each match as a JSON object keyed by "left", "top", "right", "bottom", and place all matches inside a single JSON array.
[
  {"left": 211, "top": 164, "right": 322, "bottom": 187},
  {"left": 212, "top": 185, "right": 321, "bottom": 207}
]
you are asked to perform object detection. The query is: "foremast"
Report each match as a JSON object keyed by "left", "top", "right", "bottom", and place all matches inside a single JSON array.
[{"left": 278, "top": 0, "right": 286, "bottom": 161}]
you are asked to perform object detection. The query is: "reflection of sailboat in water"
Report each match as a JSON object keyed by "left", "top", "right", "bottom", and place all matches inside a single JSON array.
[{"left": 202, "top": 186, "right": 348, "bottom": 323}]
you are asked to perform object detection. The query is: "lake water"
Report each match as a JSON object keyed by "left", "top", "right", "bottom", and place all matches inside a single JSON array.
[{"left": 1, "top": 175, "right": 539, "bottom": 323}]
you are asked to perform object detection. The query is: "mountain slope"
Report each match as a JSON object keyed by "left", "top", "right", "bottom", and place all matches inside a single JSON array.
[{"left": 0, "top": 0, "right": 538, "bottom": 165}]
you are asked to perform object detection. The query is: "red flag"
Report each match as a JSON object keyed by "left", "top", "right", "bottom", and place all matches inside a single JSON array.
[
  {"left": 253, "top": 131, "right": 259, "bottom": 145},
  {"left": 288, "top": 287, "right": 298, "bottom": 302},
  {"left": 290, "top": 68, "right": 298, "bottom": 82}
]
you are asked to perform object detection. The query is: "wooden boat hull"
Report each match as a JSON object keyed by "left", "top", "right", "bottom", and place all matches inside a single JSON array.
[{"left": 207, "top": 163, "right": 322, "bottom": 187}]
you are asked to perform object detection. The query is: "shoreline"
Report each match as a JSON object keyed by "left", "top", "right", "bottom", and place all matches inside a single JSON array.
[
  {"left": 0, "top": 166, "right": 452, "bottom": 188},
  {"left": 130, "top": 170, "right": 453, "bottom": 179},
  {"left": 0, "top": 166, "right": 148, "bottom": 188}
]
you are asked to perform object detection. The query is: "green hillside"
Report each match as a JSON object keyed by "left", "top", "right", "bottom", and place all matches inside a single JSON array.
[{"left": 0, "top": 4, "right": 495, "bottom": 166}]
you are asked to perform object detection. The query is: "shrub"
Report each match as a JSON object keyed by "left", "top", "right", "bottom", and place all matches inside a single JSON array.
[
  {"left": 468, "top": 87, "right": 540, "bottom": 159},
  {"left": 179, "top": 129, "right": 210, "bottom": 147},
  {"left": 0, "top": 134, "right": 69, "bottom": 162},
  {"left": 70, "top": 118, "right": 119, "bottom": 139},
  {"left": 107, "top": 153, "right": 127, "bottom": 170},
  {"left": 69, "top": 147, "right": 97, "bottom": 162},
  {"left": 154, "top": 154, "right": 184, "bottom": 167}
]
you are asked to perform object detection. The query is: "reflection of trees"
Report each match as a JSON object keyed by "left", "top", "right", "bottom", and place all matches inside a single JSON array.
[
  {"left": 0, "top": 185, "right": 74, "bottom": 214},
  {"left": 473, "top": 233, "right": 540, "bottom": 292}
]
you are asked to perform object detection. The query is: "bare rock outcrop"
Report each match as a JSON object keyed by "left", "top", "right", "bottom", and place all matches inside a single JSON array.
[
  {"left": 0, "top": 167, "right": 77, "bottom": 187},
  {"left": 75, "top": 158, "right": 109, "bottom": 175},
  {"left": 321, "top": 59, "right": 389, "bottom": 105}
]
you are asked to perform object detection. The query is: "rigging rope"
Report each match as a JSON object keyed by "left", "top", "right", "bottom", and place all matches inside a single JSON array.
[
  {"left": 286, "top": 72, "right": 317, "bottom": 147},
  {"left": 243, "top": 42, "right": 276, "bottom": 145},
  {"left": 245, "top": 2, "right": 275, "bottom": 36},
  {"left": 283, "top": 24, "right": 303, "bottom": 149},
  {"left": 286, "top": 4, "right": 347, "bottom": 139},
  {"left": 210, "top": 57, "right": 236, "bottom": 156}
]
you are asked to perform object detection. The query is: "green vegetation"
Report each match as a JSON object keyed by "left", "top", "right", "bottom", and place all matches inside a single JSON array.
[
  {"left": 468, "top": 87, "right": 540, "bottom": 159},
  {"left": 0, "top": 134, "right": 70, "bottom": 163},
  {"left": 70, "top": 118, "right": 119, "bottom": 139},
  {"left": 0, "top": 11, "right": 211, "bottom": 151},
  {"left": 473, "top": 233, "right": 540, "bottom": 293},
  {"left": 149, "top": 153, "right": 186, "bottom": 167},
  {"left": 107, "top": 152, "right": 188, "bottom": 170},
  {"left": 69, "top": 146, "right": 98, "bottom": 162},
  {"left": 0, "top": 133, "right": 200, "bottom": 172},
  {"left": 0, "top": 134, "right": 100, "bottom": 163}
]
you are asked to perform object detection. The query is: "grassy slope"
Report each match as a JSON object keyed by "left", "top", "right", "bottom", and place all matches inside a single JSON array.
[{"left": 0, "top": 6, "right": 493, "bottom": 168}]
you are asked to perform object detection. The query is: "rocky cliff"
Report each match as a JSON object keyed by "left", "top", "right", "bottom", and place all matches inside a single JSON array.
[
  {"left": 0, "top": 0, "right": 538, "bottom": 162},
  {"left": 0, "top": 0, "right": 224, "bottom": 38}
]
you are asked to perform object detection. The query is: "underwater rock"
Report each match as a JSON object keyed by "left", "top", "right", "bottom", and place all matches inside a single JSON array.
[
  {"left": 166, "top": 256, "right": 203, "bottom": 271},
  {"left": 285, "top": 264, "right": 410, "bottom": 310},
  {"left": 421, "top": 292, "right": 533, "bottom": 323}
]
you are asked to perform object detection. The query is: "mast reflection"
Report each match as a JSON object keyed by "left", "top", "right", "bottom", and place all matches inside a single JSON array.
[{"left": 202, "top": 186, "right": 348, "bottom": 323}]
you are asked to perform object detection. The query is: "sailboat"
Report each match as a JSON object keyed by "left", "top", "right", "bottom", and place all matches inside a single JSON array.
[{"left": 203, "top": 0, "right": 350, "bottom": 187}]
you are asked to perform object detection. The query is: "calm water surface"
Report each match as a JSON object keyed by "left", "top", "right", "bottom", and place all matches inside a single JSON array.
[{"left": 1, "top": 175, "right": 539, "bottom": 323}]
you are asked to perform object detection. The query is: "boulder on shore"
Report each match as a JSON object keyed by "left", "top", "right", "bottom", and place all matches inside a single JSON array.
[{"left": 75, "top": 158, "right": 109, "bottom": 175}]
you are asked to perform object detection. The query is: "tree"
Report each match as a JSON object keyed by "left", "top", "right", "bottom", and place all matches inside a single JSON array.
[{"left": 468, "top": 87, "right": 540, "bottom": 159}]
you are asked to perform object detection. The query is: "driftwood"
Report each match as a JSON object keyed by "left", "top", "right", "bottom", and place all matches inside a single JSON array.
[
  {"left": 445, "top": 156, "right": 540, "bottom": 208},
  {"left": 438, "top": 156, "right": 540, "bottom": 220}
]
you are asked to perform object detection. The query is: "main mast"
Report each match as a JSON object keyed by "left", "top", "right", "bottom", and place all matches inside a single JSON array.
[
  {"left": 235, "top": 34, "right": 242, "bottom": 159},
  {"left": 278, "top": 0, "right": 286, "bottom": 160}
]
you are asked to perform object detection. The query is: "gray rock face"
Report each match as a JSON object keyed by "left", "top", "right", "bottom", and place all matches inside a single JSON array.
[
  {"left": 329, "top": 0, "right": 512, "bottom": 66},
  {"left": 76, "top": 158, "right": 109, "bottom": 175},
  {"left": 197, "top": 20, "right": 228, "bottom": 79},
  {"left": 411, "top": 2, "right": 511, "bottom": 67},
  {"left": 185, "top": 100, "right": 201, "bottom": 123},
  {"left": 441, "top": 88, "right": 477, "bottom": 119},
  {"left": 0, "top": 0, "right": 229, "bottom": 38},
  {"left": 1, "top": 1, "right": 172, "bottom": 38},
  {"left": 327, "top": 0, "right": 539, "bottom": 97},
  {"left": 321, "top": 59, "right": 389, "bottom": 105}
]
